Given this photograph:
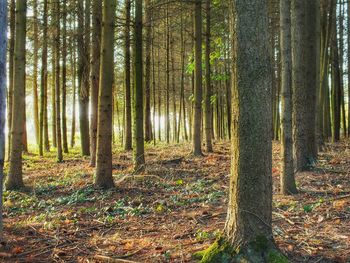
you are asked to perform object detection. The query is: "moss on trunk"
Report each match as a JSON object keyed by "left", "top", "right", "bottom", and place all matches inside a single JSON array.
[{"left": 194, "top": 237, "right": 288, "bottom": 263}]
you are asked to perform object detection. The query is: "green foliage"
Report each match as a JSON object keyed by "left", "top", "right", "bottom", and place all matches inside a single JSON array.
[{"left": 267, "top": 250, "right": 289, "bottom": 263}]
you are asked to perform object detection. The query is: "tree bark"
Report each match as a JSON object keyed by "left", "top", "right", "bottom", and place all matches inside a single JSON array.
[
  {"left": 124, "top": 0, "right": 132, "bottom": 151},
  {"left": 192, "top": 0, "right": 203, "bottom": 156},
  {"left": 33, "top": 0, "right": 39, "bottom": 146},
  {"left": 280, "top": 0, "right": 297, "bottom": 195},
  {"left": 7, "top": 0, "right": 27, "bottom": 190},
  {"left": 133, "top": 0, "right": 145, "bottom": 172},
  {"left": 95, "top": 0, "right": 116, "bottom": 189},
  {"left": 90, "top": 0, "right": 102, "bottom": 166},
  {"left": 61, "top": 0, "right": 68, "bottom": 154}
]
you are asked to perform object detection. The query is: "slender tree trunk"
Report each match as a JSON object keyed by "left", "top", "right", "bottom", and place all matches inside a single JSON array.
[
  {"left": 0, "top": 0, "right": 8, "bottom": 236},
  {"left": 192, "top": 0, "right": 203, "bottom": 156},
  {"left": 95, "top": 0, "right": 116, "bottom": 189},
  {"left": 70, "top": 36, "right": 76, "bottom": 148},
  {"left": 133, "top": 0, "right": 145, "bottom": 172},
  {"left": 78, "top": 0, "right": 90, "bottom": 156},
  {"left": 61, "top": 0, "right": 68, "bottom": 154},
  {"left": 7, "top": 0, "right": 27, "bottom": 190},
  {"left": 33, "top": 0, "right": 39, "bottom": 146},
  {"left": 54, "top": 0, "right": 63, "bottom": 162},
  {"left": 165, "top": 8, "right": 170, "bottom": 144},
  {"left": 39, "top": 0, "right": 48, "bottom": 156},
  {"left": 124, "top": 0, "right": 132, "bottom": 151},
  {"left": 348, "top": 0, "right": 350, "bottom": 136},
  {"left": 144, "top": 0, "right": 152, "bottom": 142},
  {"left": 90, "top": 0, "right": 102, "bottom": 166},
  {"left": 204, "top": 0, "right": 213, "bottom": 152},
  {"left": 280, "top": 0, "right": 297, "bottom": 195},
  {"left": 170, "top": 35, "right": 177, "bottom": 142},
  {"left": 7, "top": 0, "right": 15, "bottom": 159}
]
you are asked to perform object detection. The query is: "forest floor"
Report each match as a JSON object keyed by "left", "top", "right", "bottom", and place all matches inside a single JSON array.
[{"left": 0, "top": 141, "right": 349, "bottom": 263}]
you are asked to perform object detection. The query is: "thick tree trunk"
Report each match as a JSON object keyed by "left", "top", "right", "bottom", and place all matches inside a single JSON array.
[
  {"left": 90, "top": 0, "right": 102, "bottom": 166},
  {"left": 95, "top": 0, "right": 116, "bottom": 189},
  {"left": 280, "top": 0, "right": 297, "bottom": 195},
  {"left": 7, "top": 0, "right": 27, "bottom": 190},
  {"left": 192, "top": 0, "right": 203, "bottom": 156},
  {"left": 124, "top": 0, "right": 132, "bottom": 151},
  {"left": 133, "top": 0, "right": 145, "bottom": 172},
  {"left": 198, "top": 1, "right": 281, "bottom": 261}
]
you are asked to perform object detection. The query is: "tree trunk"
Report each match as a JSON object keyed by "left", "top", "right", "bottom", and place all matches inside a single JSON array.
[
  {"left": 33, "top": 0, "right": 39, "bottom": 146},
  {"left": 7, "top": 0, "right": 27, "bottom": 190},
  {"left": 192, "top": 0, "right": 203, "bottom": 156},
  {"left": 54, "top": 0, "right": 63, "bottom": 162},
  {"left": 90, "top": 0, "right": 102, "bottom": 166},
  {"left": 280, "top": 0, "right": 297, "bottom": 195},
  {"left": 133, "top": 0, "right": 145, "bottom": 172},
  {"left": 0, "top": 0, "right": 8, "bottom": 235},
  {"left": 70, "top": 34, "right": 76, "bottom": 148},
  {"left": 204, "top": 0, "right": 213, "bottom": 152},
  {"left": 198, "top": 1, "right": 281, "bottom": 261},
  {"left": 124, "top": 0, "right": 132, "bottom": 151},
  {"left": 39, "top": 0, "right": 48, "bottom": 156},
  {"left": 61, "top": 0, "right": 68, "bottom": 154},
  {"left": 95, "top": 0, "right": 116, "bottom": 189},
  {"left": 7, "top": 0, "right": 15, "bottom": 159},
  {"left": 144, "top": 0, "right": 152, "bottom": 142},
  {"left": 78, "top": 0, "right": 90, "bottom": 156}
]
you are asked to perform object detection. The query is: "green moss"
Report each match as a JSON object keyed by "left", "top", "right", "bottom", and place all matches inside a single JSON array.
[
  {"left": 194, "top": 236, "right": 289, "bottom": 263},
  {"left": 193, "top": 237, "right": 235, "bottom": 263},
  {"left": 267, "top": 250, "right": 289, "bottom": 263}
]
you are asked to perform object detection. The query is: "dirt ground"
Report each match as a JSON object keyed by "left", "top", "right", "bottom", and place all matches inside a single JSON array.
[{"left": 1, "top": 141, "right": 349, "bottom": 262}]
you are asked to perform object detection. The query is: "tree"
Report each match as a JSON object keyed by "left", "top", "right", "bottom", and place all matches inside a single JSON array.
[
  {"left": 280, "top": 0, "right": 297, "bottom": 195},
  {"left": 292, "top": 0, "right": 318, "bottom": 171},
  {"left": 78, "top": 0, "right": 90, "bottom": 156},
  {"left": 33, "top": 0, "right": 39, "bottom": 146},
  {"left": 54, "top": 0, "right": 63, "bottom": 162},
  {"left": 61, "top": 0, "right": 68, "bottom": 154},
  {"left": 95, "top": 0, "right": 116, "bottom": 189},
  {"left": 204, "top": 0, "right": 213, "bottom": 152},
  {"left": 197, "top": 0, "right": 286, "bottom": 261},
  {"left": 7, "top": 0, "right": 27, "bottom": 190},
  {"left": 124, "top": 0, "right": 132, "bottom": 151},
  {"left": 133, "top": 0, "right": 145, "bottom": 172},
  {"left": 192, "top": 0, "right": 203, "bottom": 156},
  {"left": 90, "top": 0, "right": 102, "bottom": 166},
  {"left": 144, "top": 0, "right": 152, "bottom": 142},
  {"left": 0, "top": 0, "right": 7, "bottom": 235},
  {"left": 39, "top": 0, "right": 49, "bottom": 156}
]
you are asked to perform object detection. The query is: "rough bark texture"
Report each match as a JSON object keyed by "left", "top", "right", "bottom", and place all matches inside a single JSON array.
[
  {"left": 192, "top": 0, "right": 203, "bottom": 156},
  {"left": 95, "top": 0, "right": 116, "bottom": 189},
  {"left": 204, "top": 0, "right": 213, "bottom": 152},
  {"left": 280, "top": 0, "right": 297, "bottom": 195},
  {"left": 7, "top": 0, "right": 27, "bottom": 190},
  {"left": 7, "top": 0, "right": 15, "bottom": 159},
  {"left": 144, "top": 0, "right": 152, "bottom": 142},
  {"left": 54, "top": 0, "right": 63, "bottom": 162},
  {"left": 61, "top": 0, "right": 68, "bottom": 154},
  {"left": 292, "top": 0, "right": 317, "bottom": 171},
  {"left": 0, "top": 0, "right": 7, "bottom": 235},
  {"left": 124, "top": 0, "right": 132, "bottom": 151},
  {"left": 33, "top": 0, "right": 39, "bottom": 146},
  {"left": 133, "top": 0, "right": 145, "bottom": 172},
  {"left": 78, "top": 0, "right": 90, "bottom": 156},
  {"left": 39, "top": 0, "right": 48, "bottom": 156},
  {"left": 197, "top": 0, "right": 284, "bottom": 261},
  {"left": 90, "top": 0, "right": 102, "bottom": 166}
]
